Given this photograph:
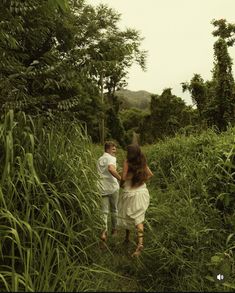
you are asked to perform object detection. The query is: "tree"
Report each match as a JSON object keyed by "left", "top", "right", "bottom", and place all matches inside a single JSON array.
[
  {"left": 85, "top": 4, "right": 147, "bottom": 143},
  {"left": 0, "top": 0, "right": 72, "bottom": 112},
  {"left": 106, "top": 107, "right": 126, "bottom": 147},
  {"left": 208, "top": 19, "right": 235, "bottom": 130},
  {"left": 181, "top": 19, "right": 235, "bottom": 131},
  {"left": 120, "top": 107, "right": 148, "bottom": 144},
  {"left": 0, "top": 0, "right": 146, "bottom": 144},
  {"left": 181, "top": 74, "right": 207, "bottom": 124},
  {"left": 140, "top": 88, "right": 193, "bottom": 143},
  {"left": 0, "top": 0, "right": 102, "bottom": 140}
]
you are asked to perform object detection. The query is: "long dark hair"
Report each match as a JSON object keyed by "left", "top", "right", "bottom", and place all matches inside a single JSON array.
[{"left": 126, "top": 144, "right": 148, "bottom": 187}]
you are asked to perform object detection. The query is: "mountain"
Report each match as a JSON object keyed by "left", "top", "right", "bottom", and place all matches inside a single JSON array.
[{"left": 115, "top": 89, "right": 152, "bottom": 110}]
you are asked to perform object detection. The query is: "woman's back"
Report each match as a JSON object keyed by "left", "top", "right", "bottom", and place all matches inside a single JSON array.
[{"left": 123, "top": 178, "right": 147, "bottom": 190}]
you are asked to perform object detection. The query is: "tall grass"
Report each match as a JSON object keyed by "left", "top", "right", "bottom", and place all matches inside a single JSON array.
[
  {"left": 89, "top": 129, "right": 235, "bottom": 292},
  {"left": 0, "top": 110, "right": 104, "bottom": 291},
  {"left": 139, "top": 128, "right": 235, "bottom": 292},
  {"left": 4, "top": 111, "right": 234, "bottom": 292}
]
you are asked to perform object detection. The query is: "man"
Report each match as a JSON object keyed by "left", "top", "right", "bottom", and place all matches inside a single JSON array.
[{"left": 97, "top": 141, "right": 121, "bottom": 242}]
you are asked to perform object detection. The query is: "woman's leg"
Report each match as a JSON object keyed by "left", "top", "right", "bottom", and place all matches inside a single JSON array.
[{"left": 132, "top": 223, "right": 144, "bottom": 257}]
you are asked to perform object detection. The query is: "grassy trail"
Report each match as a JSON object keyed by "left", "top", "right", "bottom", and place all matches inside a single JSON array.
[
  {"left": 89, "top": 146, "right": 154, "bottom": 292},
  {"left": 91, "top": 190, "right": 156, "bottom": 291},
  {"left": 92, "top": 228, "right": 147, "bottom": 292}
]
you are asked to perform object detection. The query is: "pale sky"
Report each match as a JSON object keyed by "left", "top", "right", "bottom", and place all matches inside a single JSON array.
[{"left": 87, "top": 0, "right": 235, "bottom": 105}]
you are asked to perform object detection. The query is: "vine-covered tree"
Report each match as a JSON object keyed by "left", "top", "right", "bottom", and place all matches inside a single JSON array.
[
  {"left": 208, "top": 19, "right": 235, "bottom": 130},
  {"left": 181, "top": 19, "right": 235, "bottom": 131},
  {"left": 181, "top": 74, "right": 207, "bottom": 124}
]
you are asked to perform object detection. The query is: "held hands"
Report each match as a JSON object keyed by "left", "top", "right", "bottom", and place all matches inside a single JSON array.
[{"left": 120, "top": 178, "right": 125, "bottom": 188}]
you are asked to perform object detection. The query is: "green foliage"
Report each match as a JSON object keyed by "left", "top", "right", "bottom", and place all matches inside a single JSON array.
[
  {"left": 85, "top": 3, "right": 147, "bottom": 143},
  {"left": 106, "top": 107, "right": 126, "bottom": 147},
  {"left": 0, "top": 0, "right": 146, "bottom": 144},
  {"left": 0, "top": 110, "right": 103, "bottom": 291},
  {"left": 0, "top": 0, "right": 101, "bottom": 118},
  {"left": 1, "top": 110, "right": 235, "bottom": 292},
  {"left": 86, "top": 3, "right": 147, "bottom": 95},
  {"left": 119, "top": 107, "right": 148, "bottom": 144},
  {"left": 183, "top": 19, "right": 235, "bottom": 132},
  {"left": 137, "top": 127, "right": 235, "bottom": 291},
  {"left": 88, "top": 128, "right": 235, "bottom": 292},
  {"left": 212, "top": 19, "right": 235, "bottom": 47},
  {"left": 146, "top": 127, "right": 235, "bottom": 210},
  {"left": 140, "top": 88, "right": 195, "bottom": 143},
  {"left": 208, "top": 36, "right": 235, "bottom": 130},
  {"left": 182, "top": 73, "right": 207, "bottom": 121}
]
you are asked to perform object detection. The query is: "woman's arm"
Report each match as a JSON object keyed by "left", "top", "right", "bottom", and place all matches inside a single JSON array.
[
  {"left": 120, "top": 160, "right": 129, "bottom": 188},
  {"left": 146, "top": 165, "right": 153, "bottom": 179},
  {"left": 121, "top": 160, "right": 128, "bottom": 180}
]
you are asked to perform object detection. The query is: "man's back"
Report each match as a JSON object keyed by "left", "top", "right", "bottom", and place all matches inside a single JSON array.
[{"left": 97, "top": 152, "right": 119, "bottom": 195}]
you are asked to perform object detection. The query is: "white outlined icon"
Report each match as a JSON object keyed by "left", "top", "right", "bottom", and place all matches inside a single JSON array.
[{"left": 216, "top": 274, "right": 224, "bottom": 281}]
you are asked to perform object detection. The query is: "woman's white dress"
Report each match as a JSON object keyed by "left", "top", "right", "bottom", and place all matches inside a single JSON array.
[{"left": 117, "top": 180, "right": 150, "bottom": 229}]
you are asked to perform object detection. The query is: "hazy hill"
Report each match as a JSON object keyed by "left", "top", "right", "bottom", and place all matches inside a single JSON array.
[{"left": 115, "top": 89, "right": 152, "bottom": 110}]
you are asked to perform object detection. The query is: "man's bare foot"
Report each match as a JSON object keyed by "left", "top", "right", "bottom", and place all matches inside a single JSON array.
[
  {"left": 131, "top": 244, "right": 144, "bottom": 257},
  {"left": 100, "top": 231, "right": 107, "bottom": 249}
]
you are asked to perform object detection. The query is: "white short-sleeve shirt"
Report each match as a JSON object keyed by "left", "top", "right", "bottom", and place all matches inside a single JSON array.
[{"left": 97, "top": 152, "right": 119, "bottom": 195}]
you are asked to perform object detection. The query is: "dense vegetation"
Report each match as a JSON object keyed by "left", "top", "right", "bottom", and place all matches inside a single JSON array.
[
  {"left": 0, "top": 110, "right": 105, "bottom": 291},
  {"left": 142, "top": 128, "right": 235, "bottom": 291},
  {"left": 91, "top": 128, "right": 235, "bottom": 292},
  {"left": 1, "top": 110, "right": 235, "bottom": 291},
  {"left": 0, "top": 0, "right": 146, "bottom": 144},
  {"left": 1, "top": 1, "right": 235, "bottom": 145},
  {"left": 1, "top": 0, "right": 235, "bottom": 291}
]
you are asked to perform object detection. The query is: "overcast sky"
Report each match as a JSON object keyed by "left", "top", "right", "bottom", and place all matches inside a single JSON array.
[{"left": 87, "top": 0, "right": 235, "bottom": 105}]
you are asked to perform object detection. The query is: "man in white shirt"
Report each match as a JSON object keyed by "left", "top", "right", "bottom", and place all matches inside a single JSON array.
[{"left": 97, "top": 141, "right": 121, "bottom": 242}]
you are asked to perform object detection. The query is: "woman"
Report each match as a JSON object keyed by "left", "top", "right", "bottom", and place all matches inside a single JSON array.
[{"left": 118, "top": 144, "right": 153, "bottom": 257}]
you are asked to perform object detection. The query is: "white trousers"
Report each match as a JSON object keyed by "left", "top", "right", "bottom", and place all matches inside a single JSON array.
[{"left": 101, "top": 190, "right": 119, "bottom": 231}]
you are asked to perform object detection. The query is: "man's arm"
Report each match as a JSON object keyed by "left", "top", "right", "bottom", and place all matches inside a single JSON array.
[{"left": 108, "top": 164, "right": 121, "bottom": 181}]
